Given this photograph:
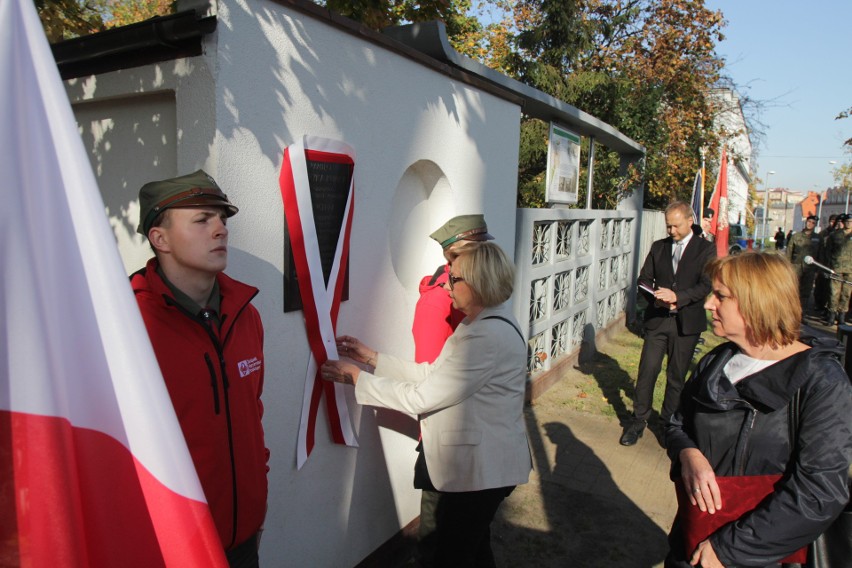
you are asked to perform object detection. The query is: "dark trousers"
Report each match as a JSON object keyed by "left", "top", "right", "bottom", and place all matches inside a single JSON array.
[
  {"left": 634, "top": 317, "right": 700, "bottom": 423},
  {"left": 815, "top": 273, "right": 831, "bottom": 311},
  {"left": 418, "top": 486, "right": 513, "bottom": 568},
  {"left": 799, "top": 266, "right": 817, "bottom": 311},
  {"left": 225, "top": 533, "right": 259, "bottom": 568}
]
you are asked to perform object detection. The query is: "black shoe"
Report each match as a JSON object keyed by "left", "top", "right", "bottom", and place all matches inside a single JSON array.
[{"left": 619, "top": 420, "right": 646, "bottom": 446}]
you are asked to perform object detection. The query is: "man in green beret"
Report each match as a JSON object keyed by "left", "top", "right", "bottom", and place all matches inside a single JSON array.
[{"left": 130, "top": 170, "right": 268, "bottom": 566}]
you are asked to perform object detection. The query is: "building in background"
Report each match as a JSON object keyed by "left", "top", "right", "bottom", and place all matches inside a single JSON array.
[
  {"left": 755, "top": 188, "right": 805, "bottom": 234},
  {"left": 709, "top": 88, "right": 753, "bottom": 227},
  {"left": 792, "top": 191, "right": 820, "bottom": 231},
  {"left": 814, "top": 186, "right": 850, "bottom": 230}
]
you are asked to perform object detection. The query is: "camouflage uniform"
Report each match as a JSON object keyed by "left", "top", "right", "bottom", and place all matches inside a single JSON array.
[
  {"left": 814, "top": 222, "right": 837, "bottom": 313},
  {"left": 827, "top": 226, "right": 852, "bottom": 324},
  {"left": 786, "top": 228, "right": 820, "bottom": 308}
]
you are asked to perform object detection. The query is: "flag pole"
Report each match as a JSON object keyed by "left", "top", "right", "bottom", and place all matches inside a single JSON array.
[{"left": 699, "top": 146, "right": 707, "bottom": 221}]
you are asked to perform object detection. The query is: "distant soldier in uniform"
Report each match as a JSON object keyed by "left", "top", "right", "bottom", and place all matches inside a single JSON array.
[
  {"left": 826, "top": 214, "right": 852, "bottom": 326},
  {"left": 814, "top": 214, "right": 839, "bottom": 315},
  {"left": 786, "top": 215, "right": 820, "bottom": 313}
]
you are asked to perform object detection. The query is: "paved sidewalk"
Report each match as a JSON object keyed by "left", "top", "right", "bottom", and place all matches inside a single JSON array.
[{"left": 491, "top": 381, "right": 677, "bottom": 568}]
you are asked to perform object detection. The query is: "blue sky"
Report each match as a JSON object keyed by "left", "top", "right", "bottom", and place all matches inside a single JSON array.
[{"left": 705, "top": 0, "right": 851, "bottom": 193}]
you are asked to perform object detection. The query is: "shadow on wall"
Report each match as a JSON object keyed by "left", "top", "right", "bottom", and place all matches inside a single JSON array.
[
  {"left": 218, "top": 6, "right": 489, "bottom": 180},
  {"left": 226, "top": 247, "right": 403, "bottom": 566},
  {"left": 72, "top": 91, "right": 180, "bottom": 271}
]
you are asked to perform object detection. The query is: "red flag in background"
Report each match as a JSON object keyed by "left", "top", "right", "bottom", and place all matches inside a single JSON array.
[
  {"left": 0, "top": 0, "right": 226, "bottom": 566},
  {"left": 708, "top": 147, "right": 729, "bottom": 257}
]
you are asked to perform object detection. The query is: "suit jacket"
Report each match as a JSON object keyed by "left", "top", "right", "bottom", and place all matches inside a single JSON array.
[
  {"left": 355, "top": 302, "right": 532, "bottom": 492},
  {"left": 638, "top": 235, "right": 716, "bottom": 336}
]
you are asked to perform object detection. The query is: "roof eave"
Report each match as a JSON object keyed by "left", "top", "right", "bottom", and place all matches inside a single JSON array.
[{"left": 52, "top": 9, "right": 217, "bottom": 80}]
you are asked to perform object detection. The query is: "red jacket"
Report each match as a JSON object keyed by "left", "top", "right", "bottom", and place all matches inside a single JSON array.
[
  {"left": 412, "top": 264, "right": 465, "bottom": 363},
  {"left": 131, "top": 259, "right": 268, "bottom": 550}
]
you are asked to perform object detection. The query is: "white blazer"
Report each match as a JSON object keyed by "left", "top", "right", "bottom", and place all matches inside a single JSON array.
[{"left": 355, "top": 302, "right": 532, "bottom": 492}]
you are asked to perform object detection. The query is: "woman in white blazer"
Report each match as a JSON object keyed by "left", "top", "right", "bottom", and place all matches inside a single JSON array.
[{"left": 322, "top": 242, "right": 531, "bottom": 567}]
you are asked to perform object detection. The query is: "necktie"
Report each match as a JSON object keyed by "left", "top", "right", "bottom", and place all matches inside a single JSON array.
[{"left": 673, "top": 241, "right": 683, "bottom": 273}]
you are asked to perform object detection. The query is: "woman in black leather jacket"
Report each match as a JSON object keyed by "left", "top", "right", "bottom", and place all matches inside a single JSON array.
[{"left": 665, "top": 253, "right": 852, "bottom": 568}]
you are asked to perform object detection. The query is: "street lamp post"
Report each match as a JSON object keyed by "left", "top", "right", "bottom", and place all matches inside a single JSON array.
[
  {"left": 784, "top": 190, "right": 789, "bottom": 233},
  {"left": 699, "top": 146, "right": 707, "bottom": 219},
  {"left": 817, "top": 189, "right": 824, "bottom": 229},
  {"left": 761, "top": 170, "right": 776, "bottom": 248}
]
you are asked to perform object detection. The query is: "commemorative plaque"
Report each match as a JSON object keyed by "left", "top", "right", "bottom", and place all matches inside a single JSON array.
[{"left": 283, "top": 157, "right": 351, "bottom": 312}]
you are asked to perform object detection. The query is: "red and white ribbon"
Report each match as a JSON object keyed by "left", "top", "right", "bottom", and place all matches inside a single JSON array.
[{"left": 279, "top": 136, "right": 358, "bottom": 469}]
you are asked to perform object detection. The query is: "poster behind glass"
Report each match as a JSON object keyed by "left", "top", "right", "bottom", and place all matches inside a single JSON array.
[{"left": 545, "top": 123, "right": 581, "bottom": 205}]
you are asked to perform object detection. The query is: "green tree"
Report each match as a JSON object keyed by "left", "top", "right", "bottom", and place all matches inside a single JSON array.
[
  {"left": 35, "top": 0, "right": 174, "bottom": 42},
  {"left": 105, "top": 0, "right": 174, "bottom": 28},
  {"left": 36, "top": 0, "right": 105, "bottom": 42},
  {"left": 321, "top": 0, "right": 485, "bottom": 53},
  {"left": 508, "top": 0, "right": 725, "bottom": 209}
]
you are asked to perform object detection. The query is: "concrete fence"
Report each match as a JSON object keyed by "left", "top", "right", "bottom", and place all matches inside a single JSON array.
[{"left": 510, "top": 207, "right": 668, "bottom": 399}]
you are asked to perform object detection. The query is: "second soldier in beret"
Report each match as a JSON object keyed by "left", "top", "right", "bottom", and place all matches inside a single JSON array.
[
  {"left": 786, "top": 214, "right": 820, "bottom": 314},
  {"left": 826, "top": 214, "right": 852, "bottom": 325}
]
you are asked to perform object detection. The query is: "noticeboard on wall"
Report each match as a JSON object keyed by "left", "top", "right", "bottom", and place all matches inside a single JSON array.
[{"left": 545, "top": 123, "right": 581, "bottom": 205}]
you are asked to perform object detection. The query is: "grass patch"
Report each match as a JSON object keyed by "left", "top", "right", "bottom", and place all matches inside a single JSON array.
[{"left": 558, "top": 315, "right": 726, "bottom": 420}]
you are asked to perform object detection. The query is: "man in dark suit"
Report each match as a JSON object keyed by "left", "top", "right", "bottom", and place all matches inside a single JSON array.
[{"left": 620, "top": 201, "right": 716, "bottom": 446}]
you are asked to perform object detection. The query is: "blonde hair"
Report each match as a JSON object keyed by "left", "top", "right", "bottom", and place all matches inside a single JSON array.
[
  {"left": 707, "top": 252, "right": 800, "bottom": 348},
  {"left": 453, "top": 242, "right": 515, "bottom": 307},
  {"left": 444, "top": 238, "right": 480, "bottom": 263}
]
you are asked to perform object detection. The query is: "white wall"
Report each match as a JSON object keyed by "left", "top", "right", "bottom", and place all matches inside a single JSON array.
[{"left": 66, "top": 1, "right": 521, "bottom": 565}]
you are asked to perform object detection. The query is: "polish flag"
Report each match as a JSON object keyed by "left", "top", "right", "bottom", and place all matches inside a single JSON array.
[
  {"left": 708, "top": 147, "right": 729, "bottom": 258},
  {"left": 0, "top": 1, "right": 226, "bottom": 566}
]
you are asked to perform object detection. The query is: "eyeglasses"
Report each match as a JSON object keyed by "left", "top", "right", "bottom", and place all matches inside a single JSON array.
[{"left": 448, "top": 275, "right": 465, "bottom": 290}]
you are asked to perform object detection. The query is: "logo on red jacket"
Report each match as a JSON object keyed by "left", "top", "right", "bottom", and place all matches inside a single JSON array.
[{"left": 238, "top": 357, "right": 262, "bottom": 378}]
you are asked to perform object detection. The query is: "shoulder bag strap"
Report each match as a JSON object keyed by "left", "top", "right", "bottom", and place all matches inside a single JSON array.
[{"left": 483, "top": 315, "right": 525, "bottom": 345}]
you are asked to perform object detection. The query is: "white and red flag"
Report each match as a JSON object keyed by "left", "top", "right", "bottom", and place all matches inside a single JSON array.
[
  {"left": 708, "top": 147, "right": 730, "bottom": 257},
  {"left": 0, "top": 0, "right": 226, "bottom": 565},
  {"left": 279, "top": 136, "right": 358, "bottom": 469}
]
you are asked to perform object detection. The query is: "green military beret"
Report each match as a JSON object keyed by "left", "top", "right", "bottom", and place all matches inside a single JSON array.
[
  {"left": 429, "top": 214, "right": 494, "bottom": 249},
  {"left": 137, "top": 169, "right": 238, "bottom": 236}
]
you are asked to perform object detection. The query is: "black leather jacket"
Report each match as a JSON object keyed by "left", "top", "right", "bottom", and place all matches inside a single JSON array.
[{"left": 665, "top": 338, "right": 852, "bottom": 567}]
